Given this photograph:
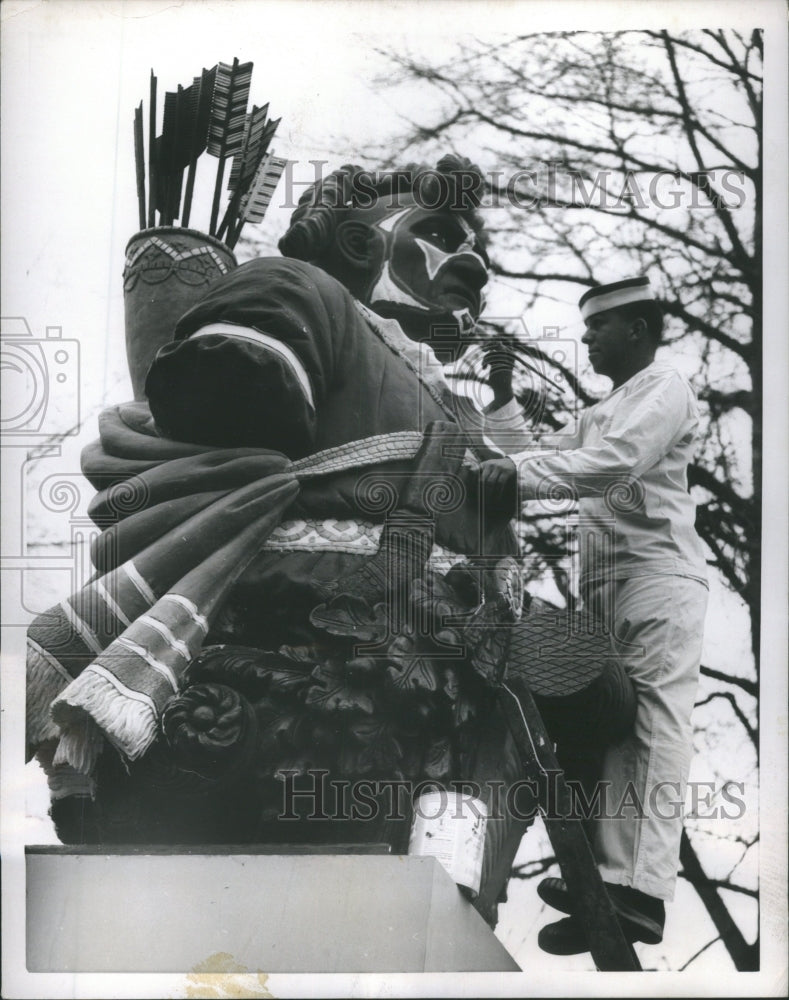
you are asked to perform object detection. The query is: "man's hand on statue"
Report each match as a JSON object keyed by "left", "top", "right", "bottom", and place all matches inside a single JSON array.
[{"left": 480, "top": 457, "right": 519, "bottom": 517}]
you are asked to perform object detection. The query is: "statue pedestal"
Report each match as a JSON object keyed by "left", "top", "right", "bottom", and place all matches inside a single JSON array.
[{"left": 26, "top": 846, "right": 520, "bottom": 973}]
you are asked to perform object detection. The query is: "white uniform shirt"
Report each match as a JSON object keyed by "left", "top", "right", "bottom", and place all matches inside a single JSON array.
[{"left": 511, "top": 360, "right": 708, "bottom": 589}]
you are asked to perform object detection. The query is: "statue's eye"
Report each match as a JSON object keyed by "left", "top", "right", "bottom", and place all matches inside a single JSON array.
[
  {"left": 423, "top": 227, "right": 453, "bottom": 249},
  {"left": 415, "top": 218, "right": 458, "bottom": 251}
]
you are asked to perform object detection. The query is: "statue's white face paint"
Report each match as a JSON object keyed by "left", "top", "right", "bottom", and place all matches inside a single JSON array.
[
  {"left": 451, "top": 306, "right": 476, "bottom": 336},
  {"left": 375, "top": 207, "right": 412, "bottom": 234},
  {"left": 364, "top": 204, "right": 488, "bottom": 332},
  {"left": 414, "top": 218, "right": 486, "bottom": 281},
  {"left": 369, "top": 261, "right": 429, "bottom": 312}
]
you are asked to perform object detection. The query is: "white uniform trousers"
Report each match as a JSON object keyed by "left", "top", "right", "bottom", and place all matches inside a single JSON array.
[{"left": 583, "top": 574, "right": 709, "bottom": 900}]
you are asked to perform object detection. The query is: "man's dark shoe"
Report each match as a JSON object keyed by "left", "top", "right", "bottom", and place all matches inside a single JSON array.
[
  {"left": 608, "top": 885, "right": 664, "bottom": 945},
  {"left": 537, "top": 916, "right": 589, "bottom": 956},
  {"left": 537, "top": 876, "right": 573, "bottom": 915},
  {"left": 537, "top": 877, "right": 665, "bottom": 946}
]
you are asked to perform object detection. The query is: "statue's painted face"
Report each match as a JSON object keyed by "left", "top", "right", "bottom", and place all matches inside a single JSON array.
[{"left": 362, "top": 197, "right": 489, "bottom": 336}]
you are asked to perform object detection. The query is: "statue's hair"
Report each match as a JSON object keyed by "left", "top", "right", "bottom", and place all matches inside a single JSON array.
[{"left": 278, "top": 154, "right": 487, "bottom": 263}]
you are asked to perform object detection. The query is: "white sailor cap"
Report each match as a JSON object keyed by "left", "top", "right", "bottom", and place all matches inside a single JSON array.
[{"left": 579, "top": 276, "right": 654, "bottom": 321}]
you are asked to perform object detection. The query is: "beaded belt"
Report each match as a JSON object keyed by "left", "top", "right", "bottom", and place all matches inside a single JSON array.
[{"left": 261, "top": 516, "right": 465, "bottom": 575}]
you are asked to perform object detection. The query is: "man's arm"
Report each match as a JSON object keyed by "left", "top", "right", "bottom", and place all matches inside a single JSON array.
[
  {"left": 482, "top": 396, "right": 534, "bottom": 453},
  {"left": 481, "top": 369, "right": 697, "bottom": 506}
]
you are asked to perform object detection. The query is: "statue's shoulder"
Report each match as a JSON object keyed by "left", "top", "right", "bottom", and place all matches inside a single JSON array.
[
  {"left": 174, "top": 255, "right": 358, "bottom": 342},
  {"left": 232, "top": 256, "right": 352, "bottom": 303}
]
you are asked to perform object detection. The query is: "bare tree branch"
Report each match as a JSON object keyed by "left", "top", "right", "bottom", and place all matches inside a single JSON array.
[
  {"left": 699, "top": 664, "right": 757, "bottom": 698},
  {"left": 662, "top": 32, "right": 752, "bottom": 266},
  {"left": 678, "top": 936, "right": 723, "bottom": 971},
  {"left": 694, "top": 691, "right": 758, "bottom": 748},
  {"left": 679, "top": 830, "right": 759, "bottom": 970}
]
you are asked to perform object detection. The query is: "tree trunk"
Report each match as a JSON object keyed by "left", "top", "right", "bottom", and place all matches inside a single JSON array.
[{"left": 679, "top": 829, "right": 758, "bottom": 970}]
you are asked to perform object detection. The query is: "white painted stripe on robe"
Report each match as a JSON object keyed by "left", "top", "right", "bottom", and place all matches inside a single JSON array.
[
  {"left": 122, "top": 561, "right": 157, "bottom": 607},
  {"left": 115, "top": 636, "right": 179, "bottom": 693},
  {"left": 192, "top": 322, "right": 315, "bottom": 410},
  {"left": 160, "top": 594, "right": 209, "bottom": 634},
  {"left": 59, "top": 600, "right": 103, "bottom": 654},
  {"left": 94, "top": 579, "right": 132, "bottom": 628},
  {"left": 137, "top": 614, "right": 193, "bottom": 661}
]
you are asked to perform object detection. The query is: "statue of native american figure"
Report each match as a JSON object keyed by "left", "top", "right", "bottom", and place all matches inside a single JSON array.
[{"left": 26, "top": 155, "right": 635, "bottom": 926}]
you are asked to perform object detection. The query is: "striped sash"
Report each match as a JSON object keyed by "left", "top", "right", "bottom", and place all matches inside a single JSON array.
[{"left": 26, "top": 415, "right": 472, "bottom": 780}]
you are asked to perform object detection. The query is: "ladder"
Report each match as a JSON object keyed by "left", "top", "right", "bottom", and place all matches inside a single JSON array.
[{"left": 497, "top": 674, "right": 643, "bottom": 972}]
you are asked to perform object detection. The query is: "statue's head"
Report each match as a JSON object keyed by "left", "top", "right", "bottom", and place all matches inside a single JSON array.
[{"left": 278, "top": 155, "right": 489, "bottom": 340}]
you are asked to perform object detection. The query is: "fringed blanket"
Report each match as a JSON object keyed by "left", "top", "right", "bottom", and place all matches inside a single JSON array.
[{"left": 26, "top": 401, "right": 426, "bottom": 783}]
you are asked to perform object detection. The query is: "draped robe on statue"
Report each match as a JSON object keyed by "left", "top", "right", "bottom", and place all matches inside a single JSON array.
[{"left": 27, "top": 257, "right": 634, "bottom": 925}]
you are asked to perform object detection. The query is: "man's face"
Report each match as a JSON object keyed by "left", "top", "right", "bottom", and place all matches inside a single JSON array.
[
  {"left": 581, "top": 308, "right": 636, "bottom": 380},
  {"left": 357, "top": 195, "right": 489, "bottom": 337}
]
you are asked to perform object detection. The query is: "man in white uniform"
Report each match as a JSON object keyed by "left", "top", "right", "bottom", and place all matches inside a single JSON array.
[{"left": 481, "top": 276, "right": 709, "bottom": 953}]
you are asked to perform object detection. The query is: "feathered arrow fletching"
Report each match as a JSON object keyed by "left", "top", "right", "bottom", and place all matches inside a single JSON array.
[
  {"left": 156, "top": 83, "right": 211, "bottom": 225},
  {"left": 147, "top": 71, "right": 157, "bottom": 228},
  {"left": 155, "top": 90, "right": 178, "bottom": 223},
  {"left": 228, "top": 104, "right": 269, "bottom": 193},
  {"left": 257, "top": 116, "right": 281, "bottom": 163},
  {"left": 172, "top": 83, "right": 199, "bottom": 170},
  {"left": 231, "top": 152, "right": 288, "bottom": 245},
  {"left": 226, "top": 112, "right": 253, "bottom": 196},
  {"left": 133, "top": 57, "right": 280, "bottom": 241},
  {"left": 133, "top": 102, "right": 146, "bottom": 229},
  {"left": 182, "top": 66, "right": 217, "bottom": 227},
  {"left": 218, "top": 107, "right": 281, "bottom": 240},
  {"left": 169, "top": 83, "right": 200, "bottom": 222},
  {"left": 207, "top": 57, "right": 254, "bottom": 234},
  {"left": 192, "top": 67, "right": 218, "bottom": 158},
  {"left": 206, "top": 58, "right": 253, "bottom": 158}
]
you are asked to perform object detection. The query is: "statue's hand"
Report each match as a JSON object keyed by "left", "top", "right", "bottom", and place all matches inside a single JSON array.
[
  {"left": 483, "top": 338, "right": 517, "bottom": 407},
  {"left": 480, "top": 456, "right": 519, "bottom": 517}
]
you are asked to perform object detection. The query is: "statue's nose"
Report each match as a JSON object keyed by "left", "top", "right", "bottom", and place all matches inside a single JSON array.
[{"left": 451, "top": 253, "right": 488, "bottom": 290}]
